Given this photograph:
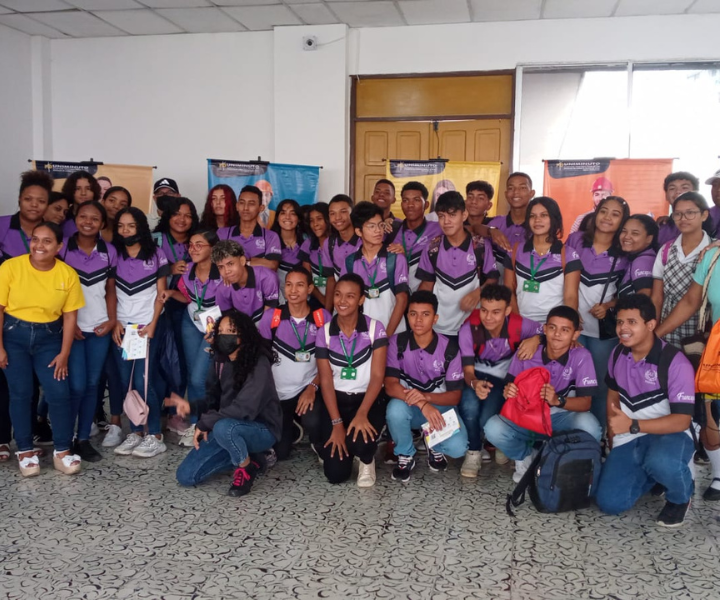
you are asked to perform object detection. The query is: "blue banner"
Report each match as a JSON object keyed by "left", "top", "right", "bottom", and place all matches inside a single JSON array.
[{"left": 207, "top": 159, "right": 320, "bottom": 227}]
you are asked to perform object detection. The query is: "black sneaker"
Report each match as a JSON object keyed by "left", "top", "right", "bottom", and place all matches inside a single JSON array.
[
  {"left": 264, "top": 448, "right": 277, "bottom": 470},
  {"left": 656, "top": 500, "right": 690, "bottom": 528},
  {"left": 391, "top": 455, "right": 416, "bottom": 482},
  {"left": 703, "top": 479, "right": 720, "bottom": 501},
  {"left": 425, "top": 440, "right": 447, "bottom": 472},
  {"left": 694, "top": 446, "right": 710, "bottom": 464},
  {"left": 34, "top": 419, "right": 53, "bottom": 446},
  {"left": 75, "top": 439, "right": 102, "bottom": 463},
  {"left": 650, "top": 482, "right": 666, "bottom": 497},
  {"left": 228, "top": 461, "right": 260, "bottom": 497}
]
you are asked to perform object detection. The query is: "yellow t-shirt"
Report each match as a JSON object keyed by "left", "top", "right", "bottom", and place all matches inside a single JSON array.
[{"left": 0, "top": 255, "right": 85, "bottom": 323}]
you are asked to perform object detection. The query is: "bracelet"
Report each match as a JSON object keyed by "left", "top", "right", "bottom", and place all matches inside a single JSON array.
[
  {"left": 309, "top": 382, "right": 319, "bottom": 392},
  {"left": 331, "top": 417, "right": 343, "bottom": 426}
]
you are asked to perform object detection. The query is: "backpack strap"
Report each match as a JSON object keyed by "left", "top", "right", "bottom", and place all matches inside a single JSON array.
[
  {"left": 657, "top": 343, "right": 680, "bottom": 400},
  {"left": 427, "top": 235, "right": 443, "bottom": 270},
  {"left": 443, "top": 337, "right": 459, "bottom": 372},
  {"left": 324, "top": 322, "right": 331, "bottom": 347},
  {"left": 560, "top": 245, "right": 566, "bottom": 272},
  {"left": 386, "top": 251, "right": 397, "bottom": 295},
  {"left": 472, "top": 235, "right": 487, "bottom": 281},
  {"left": 396, "top": 331, "right": 411, "bottom": 363},
  {"left": 507, "top": 313, "right": 524, "bottom": 353},
  {"left": 511, "top": 242, "right": 520, "bottom": 272},
  {"left": 661, "top": 241, "right": 672, "bottom": 267},
  {"left": 469, "top": 311, "right": 488, "bottom": 357},
  {"left": 506, "top": 449, "right": 544, "bottom": 517},
  {"left": 312, "top": 309, "right": 326, "bottom": 328},
  {"left": 270, "top": 308, "right": 282, "bottom": 329},
  {"left": 344, "top": 251, "right": 356, "bottom": 275},
  {"left": 368, "top": 318, "right": 377, "bottom": 345}
]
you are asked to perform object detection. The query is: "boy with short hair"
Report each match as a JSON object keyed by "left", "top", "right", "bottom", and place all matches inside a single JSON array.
[
  {"left": 416, "top": 191, "right": 499, "bottom": 337},
  {"left": 340, "top": 201, "right": 410, "bottom": 336},
  {"left": 212, "top": 240, "right": 279, "bottom": 323},
  {"left": 371, "top": 178, "right": 401, "bottom": 234},
  {"left": 321, "top": 194, "right": 362, "bottom": 279},
  {"left": 457, "top": 284, "right": 542, "bottom": 478},
  {"left": 384, "top": 290, "right": 468, "bottom": 482},
  {"left": 596, "top": 294, "right": 696, "bottom": 527},
  {"left": 483, "top": 305, "right": 602, "bottom": 483},
  {"left": 657, "top": 172, "right": 700, "bottom": 246},
  {"left": 464, "top": 180, "right": 495, "bottom": 236},
  {"left": 217, "top": 185, "right": 281, "bottom": 270}
]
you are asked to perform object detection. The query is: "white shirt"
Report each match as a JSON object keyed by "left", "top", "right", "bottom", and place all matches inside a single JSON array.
[{"left": 652, "top": 231, "right": 712, "bottom": 279}]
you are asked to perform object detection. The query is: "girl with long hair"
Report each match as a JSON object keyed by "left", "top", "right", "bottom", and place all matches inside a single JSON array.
[
  {"left": 270, "top": 199, "right": 307, "bottom": 301},
  {"left": 300, "top": 202, "right": 335, "bottom": 311},
  {"left": 200, "top": 185, "right": 239, "bottom": 230}
]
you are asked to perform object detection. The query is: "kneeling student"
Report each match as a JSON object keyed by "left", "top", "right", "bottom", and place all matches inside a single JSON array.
[
  {"left": 385, "top": 291, "right": 468, "bottom": 482},
  {"left": 484, "top": 305, "right": 602, "bottom": 483},
  {"left": 596, "top": 294, "right": 695, "bottom": 528},
  {"left": 258, "top": 266, "right": 331, "bottom": 461}
]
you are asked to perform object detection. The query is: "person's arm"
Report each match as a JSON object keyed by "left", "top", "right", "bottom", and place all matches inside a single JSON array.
[
  {"left": 249, "top": 256, "right": 279, "bottom": 271},
  {"left": 563, "top": 270, "right": 580, "bottom": 311},
  {"left": 304, "top": 261, "right": 327, "bottom": 307},
  {"left": 418, "top": 281, "right": 434, "bottom": 292},
  {"left": 159, "top": 289, "right": 188, "bottom": 304},
  {"left": 324, "top": 276, "right": 335, "bottom": 312},
  {"left": 655, "top": 281, "right": 702, "bottom": 338},
  {"left": 608, "top": 403, "right": 692, "bottom": 436},
  {"left": 140, "top": 277, "right": 166, "bottom": 339},
  {"left": 384, "top": 376, "right": 410, "bottom": 401},
  {"left": 386, "top": 291, "right": 408, "bottom": 336},
  {"left": 542, "top": 383, "right": 591, "bottom": 412},
  {"left": 606, "top": 388, "right": 620, "bottom": 447},
  {"left": 49, "top": 310, "right": 78, "bottom": 380},
  {"left": 504, "top": 262, "right": 520, "bottom": 315},
  {"left": 0, "top": 305, "right": 7, "bottom": 370},
  {"left": 318, "top": 357, "right": 348, "bottom": 459},
  {"left": 347, "top": 345, "right": 387, "bottom": 443},
  {"left": 650, "top": 278, "right": 664, "bottom": 323}
]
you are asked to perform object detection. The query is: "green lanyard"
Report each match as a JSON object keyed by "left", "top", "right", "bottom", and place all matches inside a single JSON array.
[
  {"left": 165, "top": 234, "right": 178, "bottom": 262},
  {"left": 20, "top": 230, "right": 30, "bottom": 253},
  {"left": 361, "top": 257, "right": 379, "bottom": 289},
  {"left": 193, "top": 279, "right": 209, "bottom": 312},
  {"left": 289, "top": 318, "right": 310, "bottom": 352},
  {"left": 317, "top": 248, "right": 323, "bottom": 274},
  {"left": 339, "top": 336, "right": 357, "bottom": 368},
  {"left": 401, "top": 222, "right": 426, "bottom": 260},
  {"left": 529, "top": 253, "right": 548, "bottom": 281}
]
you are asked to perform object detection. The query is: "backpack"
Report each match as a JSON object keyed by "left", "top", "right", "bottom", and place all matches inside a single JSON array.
[
  {"left": 324, "top": 317, "right": 377, "bottom": 346},
  {"left": 467, "top": 311, "right": 523, "bottom": 358},
  {"left": 506, "top": 429, "right": 602, "bottom": 515},
  {"left": 395, "top": 331, "right": 458, "bottom": 373},
  {"left": 427, "top": 234, "right": 489, "bottom": 283},
  {"left": 345, "top": 251, "right": 398, "bottom": 294},
  {"left": 270, "top": 307, "right": 326, "bottom": 341}
]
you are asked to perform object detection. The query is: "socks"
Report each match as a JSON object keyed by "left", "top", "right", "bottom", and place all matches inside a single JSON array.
[{"left": 706, "top": 447, "right": 720, "bottom": 489}]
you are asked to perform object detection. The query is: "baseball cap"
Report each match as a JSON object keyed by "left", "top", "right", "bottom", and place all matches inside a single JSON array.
[
  {"left": 591, "top": 176, "right": 613, "bottom": 192},
  {"left": 153, "top": 177, "right": 179, "bottom": 194},
  {"left": 705, "top": 169, "right": 720, "bottom": 185}
]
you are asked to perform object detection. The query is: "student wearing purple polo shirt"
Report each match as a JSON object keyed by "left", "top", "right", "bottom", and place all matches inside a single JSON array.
[
  {"left": 61, "top": 171, "right": 102, "bottom": 238},
  {"left": 62, "top": 201, "right": 118, "bottom": 463},
  {"left": 617, "top": 215, "right": 657, "bottom": 298},
  {"left": 457, "top": 284, "right": 542, "bottom": 478},
  {"left": 370, "top": 178, "right": 401, "bottom": 236},
  {"left": 417, "top": 192, "right": 499, "bottom": 338},
  {"left": 217, "top": 185, "right": 281, "bottom": 271},
  {"left": 212, "top": 241, "right": 279, "bottom": 323},
  {"left": 321, "top": 195, "right": 362, "bottom": 292},
  {"left": 44, "top": 192, "right": 71, "bottom": 227},
  {"left": 656, "top": 172, "right": 700, "bottom": 247},
  {"left": 315, "top": 274, "right": 388, "bottom": 487},
  {"left": 385, "top": 291, "right": 468, "bottom": 482},
  {"left": 571, "top": 196, "right": 630, "bottom": 429},
  {"left": 300, "top": 203, "right": 335, "bottom": 311},
  {"left": 484, "top": 306, "right": 602, "bottom": 483},
  {"left": 270, "top": 199, "right": 307, "bottom": 302},
  {"left": 385, "top": 182, "right": 443, "bottom": 293},
  {"left": 100, "top": 186, "right": 131, "bottom": 244},
  {"left": 504, "top": 196, "right": 580, "bottom": 324},
  {"left": 464, "top": 180, "right": 494, "bottom": 236},
  {"left": 111, "top": 207, "right": 170, "bottom": 459},
  {"left": 596, "top": 295, "right": 696, "bottom": 527},
  {"left": 258, "top": 266, "right": 331, "bottom": 461},
  {"left": 341, "top": 202, "right": 410, "bottom": 336}
]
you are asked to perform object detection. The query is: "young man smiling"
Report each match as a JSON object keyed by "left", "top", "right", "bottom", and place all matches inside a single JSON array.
[
  {"left": 370, "top": 178, "right": 401, "bottom": 235},
  {"left": 321, "top": 194, "right": 362, "bottom": 280}
]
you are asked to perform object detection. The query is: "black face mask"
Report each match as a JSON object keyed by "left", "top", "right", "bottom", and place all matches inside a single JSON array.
[
  {"left": 215, "top": 334, "right": 240, "bottom": 356},
  {"left": 121, "top": 234, "right": 142, "bottom": 246}
]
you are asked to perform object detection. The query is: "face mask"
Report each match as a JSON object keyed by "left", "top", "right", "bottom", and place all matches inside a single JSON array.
[
  {"left": 121, "top": 234, "right": 142, "bottom": 246},
  {"left": 215, "top": 334, "right": 240, "bottom": 356}
]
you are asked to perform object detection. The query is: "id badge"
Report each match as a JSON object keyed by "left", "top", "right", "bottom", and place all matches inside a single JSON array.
[
  {"left": 313, "top": 276, "right": 327, "bottom": 287},
  {"left": 295, "top": 351, "right": 311, "bottom": 363},
  {"left": 368, "top": 287, "right": 380, "bottom": 299},
  {"left": 522, "top": 280, "right": 540, "bottom": 293},
  {"left": 192, "top": 310, "right": 201, "bottom": 322},
  {"left": 340, "top": 367, "right": 357, "bottom": 380}
]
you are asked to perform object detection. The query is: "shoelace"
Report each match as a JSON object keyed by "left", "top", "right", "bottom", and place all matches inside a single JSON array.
[
  {"left": 232, "top": 467, "right": 251, "bottom": 487},
  {"left": 397, "top": 455, "right": 413, "bottom": 468},
  {"left": 430, "top": 449, "right": 445, "bottom": 462}
]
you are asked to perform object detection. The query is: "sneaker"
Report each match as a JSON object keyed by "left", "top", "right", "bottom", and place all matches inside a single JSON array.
[
  {"left": 132, "top": 435, "right": 167, "bottom": 458},
  {"left": 310, "top": 443, "right": 324, "bottom": 465},
  {"left": 425, "top": 440, "right": 448, "bottom": 472},
  {"left": 114, "top": 433, "right": 143, "bottom": 455},
  {"left": 96, "top": 413, "right": 109, "bottom": 430},
  {"left": 694, "top": 446, "right": 710, "bottom": 464},
  {"left": 383, "top": 440, "right": 398, "bottom": 464},
  {"left": 228, "top": 461, "right": 260, "bottom": 497},
  {"left": 89, "top": 422, "right": 100, "bottom": 438},
  {"left": 102, "top": 424, "right": 124, "bottom": 448},
  {"left": 166, "top": 414, "right": 188, "bottom": 434},
  {"left": 292, "top": 422, "right": 304, "bottom": 445},
  {"left": 495, "top": 449, "right": 509, "bottom": 465},
  {"left": 178, "top": 425, "right": 196, "bottom": 448},
  {"left": 703, "top": 478, "right": 720, "bottom": 501},
  {"left": 33, "top": 419, "right": 53, "bottom": 446},
  {"left": 656, "top": 500, "right": 691, "bottom": 528},
  {"left": 75, "top": 440, "right": 102, "bottom": 463},
  {"left": 461, "top": 450, "right": 482, "bottom": 478},
  {"left": 391, "top": 455, "right": 416, "bottom": 483},
  {"left": 513, "top": 453, "right": 535, "bottom": 484},
  {"left": 264, "top": 448, "right": 277, "bottom": 470},
  {"left": 357, "top": 459, "right": 376, "bottom": 487},
  {"left": 480, "top": 448, "right": 492, "bottom": 463},
  {"left": 650, "top": 482, "right": 666, "bottom": 497},
  {"left": 414, "top": 430, "right": 427, "bottom": 453}
]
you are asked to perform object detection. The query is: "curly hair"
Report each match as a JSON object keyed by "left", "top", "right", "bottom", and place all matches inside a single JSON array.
[
  {"left": 212, "top": 310, "right": 277, "bottom": 391},
  {"left": 61, "top": 170, "right": 101, "bottom": 203},
  {"left": 19, "top": 170, "right": 54, "bottom": 197},
  {"left": 201, "top": 184, "right": 239, "bottom": 229},
  {"left": 153, "top": 197, "right": 199, "bottom": 237}
]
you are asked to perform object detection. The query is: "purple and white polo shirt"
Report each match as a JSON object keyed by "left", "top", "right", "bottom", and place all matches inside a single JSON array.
[
  {"left": 385, "top": 218, "right": 443, "bottom": 292},
  {"left": 487, "top": 213, "right": 527, "bottom": 270},
  {"left": 0, "top": 213, "right": 31, "bottom": 262},
  {"left": 321, "top": 233, "right": 363, "bottom": 278},
  {"left": 178, "top": 263, "right": 224, "bottom": 330},
  {"left": 115, "top": 247, "right": 170, "bottom": 326},
  {"left": 299, "top": 237, "right": 335, "bottom": 297},
  {"left": 278, "top": 238, "right": 305, "bottom": 301},
  {"left": 215, "top": 265, "right": 279, "bottom": 323},
  {"left": 618, "top": 248, "right": 656, "bottom": 297},
  {"left": 217, "top": 223, "right": 282, "bottom": 262}
]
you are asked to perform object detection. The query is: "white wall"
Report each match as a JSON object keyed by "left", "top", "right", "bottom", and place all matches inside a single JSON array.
[{"left": 0, "top": 25, "right": 34, "bottom": 214}]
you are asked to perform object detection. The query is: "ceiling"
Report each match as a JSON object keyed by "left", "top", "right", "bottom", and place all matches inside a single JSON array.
[{"left": 0, "top": 0, "right": 718, "bottom": 38}]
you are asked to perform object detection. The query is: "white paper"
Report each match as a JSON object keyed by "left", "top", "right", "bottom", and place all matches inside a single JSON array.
[
  {"left": 121, "top": 325, "right": 148, "bottom": 360},
  {"left": 197, "top": 305, "right": 222, "bottom": 335},
  {"left": 422, "top": 407, "right": 461, "bottom": 449}
]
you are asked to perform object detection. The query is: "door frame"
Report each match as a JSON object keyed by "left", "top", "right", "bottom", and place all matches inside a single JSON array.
[{"left": 349, "top": 70, "right": 517, "bottom": 200}]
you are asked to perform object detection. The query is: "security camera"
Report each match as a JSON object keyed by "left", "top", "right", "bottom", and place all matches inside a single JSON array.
[{"left": 302, "top": 36, "right": 317, "bottom": 51}]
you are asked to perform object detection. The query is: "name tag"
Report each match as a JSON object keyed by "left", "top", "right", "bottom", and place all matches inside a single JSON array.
[
  {"left": 340, "top": 367, "right": 357, "bottom": 380},
  {"left": 295, "top": 351, "right": 311, "bottom": 363},
  {"left": 192, "top": 310, "right": 201, "bottom": 322},
  {"left": 313, "top": 276, "right": 327, "bottom": 287},
  {"left": 368, "top": 287, "right": 380, "bottom": 299},
  {"left": 523, "top": 280, "right": 540, "bottom": 293}
]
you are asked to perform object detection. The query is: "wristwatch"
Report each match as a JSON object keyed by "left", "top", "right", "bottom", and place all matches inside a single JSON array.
[
  {"left": 556, "top": 395, "right": 566, "bottom": 408},
  {"left": 630, "top": 419, "right": 640, "bottom": 435}
]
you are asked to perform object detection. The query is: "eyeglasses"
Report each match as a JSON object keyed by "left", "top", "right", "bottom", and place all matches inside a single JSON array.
[
  {"left": 188, "top": 242, "right": 210, "bottom": 249},
  {"left": 671, "top": 210, "right": 701, "bottom": 221},
  {"left": 363, "top": 223, "right": 383, "bottom": 232}
]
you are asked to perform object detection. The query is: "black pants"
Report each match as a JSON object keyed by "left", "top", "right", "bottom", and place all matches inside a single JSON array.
[
  {"left": 0, "top": 370, "right": 10, "bottom": 444},
  {"left": 321, "top": 391, "right": 386, "bottom": 484},
  {"left": 275, "top": 389, "right": 324, "bottom": 461}
]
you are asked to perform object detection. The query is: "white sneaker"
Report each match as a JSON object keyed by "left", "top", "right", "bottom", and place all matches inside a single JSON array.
[
  {"left": 102, "top": 424, "right": 124, "bottom": 448},
  {"left": 132, "top": 435, "right": 167, "bottom": 458},
  {"left": 114, "top": 433, "right": 143, "bottom": 455},
  {"left": 480, "top": 448, "right": 492, "bottom": 463},
  {"left": 90, "top": 422, "right": 100, "bottom": 437},
  {"left": 513, "top": 453, "right": 535, "bottom": 484},
  {"left": 495, "top": 449, "right": 509, "bottom": 465},
  {"left": 357, "top": 459, "right": 376, "bottom": 488},
  {"left": 178, "top": 425, "right": 195, "bottom": 448},
  {"left": 461, "top": 450, "right": 482, "bottom": 478}
]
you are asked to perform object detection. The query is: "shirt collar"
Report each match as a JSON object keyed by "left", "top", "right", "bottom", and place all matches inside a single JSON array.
[
  {"left": 329, "top": 313, "right": 368, "bottom": 336},
  {"left": 9, "top": 212, "right": 21, "bottom": 230},
  {"left": 541, "top": 345, "right": 570, "bottom": 366},
  {"left": 523, "top": 238, "right": 563, "bottom": 254},
  {"left": 402, "top": 218, "right": 427, "bottom": 236},
  {"left": 408, "top": 331, "right": 439, "bottom": 354},
  {"left": 617, "top": 336, "right": 664, "bottom": 365},
  {"left": 335, "top": 233, "right": 360, "bottom": 247},
  {"left": 443, "top": 232, "right": 472, "bottom": 252},
  {"left": 189, "top": 262, "right": 220, "bottom": 281},
  {"left": 231, "top": 223, "right": 264, "bottom": 238},
  {"left": 278, "top": 303, "right": 313, "bottom": 324},
  {"left": 232, "top": 265, "right": 256, "bottom": 290},
  {"left": 65, "top": 234, "right": 107, "bottom": 254}
]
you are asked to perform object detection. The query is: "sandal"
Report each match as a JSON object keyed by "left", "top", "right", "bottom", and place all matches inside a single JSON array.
[
  {"left": 17, "top": 452, "right": 40, "bottom": 477},
  {"left": 0, "top": 444, "right": 10, "bottom": 462},
  {"left": 53, "top": 451, "right": 81, "bottom": 475}
]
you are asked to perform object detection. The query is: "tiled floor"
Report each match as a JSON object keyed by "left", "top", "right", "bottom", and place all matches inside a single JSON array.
[{"left": 1, "top": 433, "right": 719, "bottom": 600}]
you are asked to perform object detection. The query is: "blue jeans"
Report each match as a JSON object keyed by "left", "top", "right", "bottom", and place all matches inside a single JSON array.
[
  {"left": 100, "top": 349, "right": 124, "bottom": 417},
  {"left": 176, "top": 418, "right": 276, "bottom": 487},
  {"left": 180, "top": 312, "right": 211, "bottom": 413},
  {"left": 458, "top": 373, "right": 506, "bottom": 451},
  {"left": 577, "top": 335, "right": 617, "bottom": 430},
  {"left": 596, "top": 432, "right": 695, "bottom": 514},
  {"left": 385, "top": 398, "right": 468, "bottom": 458},
  {"left": 68, "top": 332, "right": 111, "bottom": 440},
  {"left": 113, "top": 338, "right": 161, "bottom": 435},
  {"left": 484, "top": 410, "right": 603, "bottom": 461},
  {"left": 2, "top": 315, "right": 73, "bottom": 452}
]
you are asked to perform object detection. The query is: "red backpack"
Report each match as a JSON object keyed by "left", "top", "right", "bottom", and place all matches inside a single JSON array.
[
  {"left": 270, "top": 308, "right": 326, "bottom": 338},
  {"left": 467, "top": 310, "right": 524, "bottom": 358}
]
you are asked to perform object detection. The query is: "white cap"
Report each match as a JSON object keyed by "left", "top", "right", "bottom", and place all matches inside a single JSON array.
[{"left": 705, "top": 169, "right": 720, "bottom": 185}]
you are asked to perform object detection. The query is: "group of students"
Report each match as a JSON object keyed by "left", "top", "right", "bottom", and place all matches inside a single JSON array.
[{"left": 2, "top": 166, "right": 720, "bottom": 528}]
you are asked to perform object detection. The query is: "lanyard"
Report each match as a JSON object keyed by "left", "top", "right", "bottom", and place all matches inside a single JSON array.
[
  {"left": 401, "top": 222, "right": 426, "bottom": 259},
  {"left": 20, "top": 230, "right": 30, "bottom": 253},
  {"left": 165, "top": 234, "right": 178, "bottom": 262},
  {"left": 339, "top": 335, "right": 357, "bottom": 368},
  {"left": 317, "top": 248, "right": 323, "bottom": 274},
  {"left": 289, "top": 318, "right": 310, "bottom": 352},
  {"left": 529, "top": 253, "right": 548, "bottom": 281},
  {"left": 361, "top": 256, "right": 379, "bottom": 288},
  {"left": 193, "top": 278, "right": 209, "bottom": 312}
]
